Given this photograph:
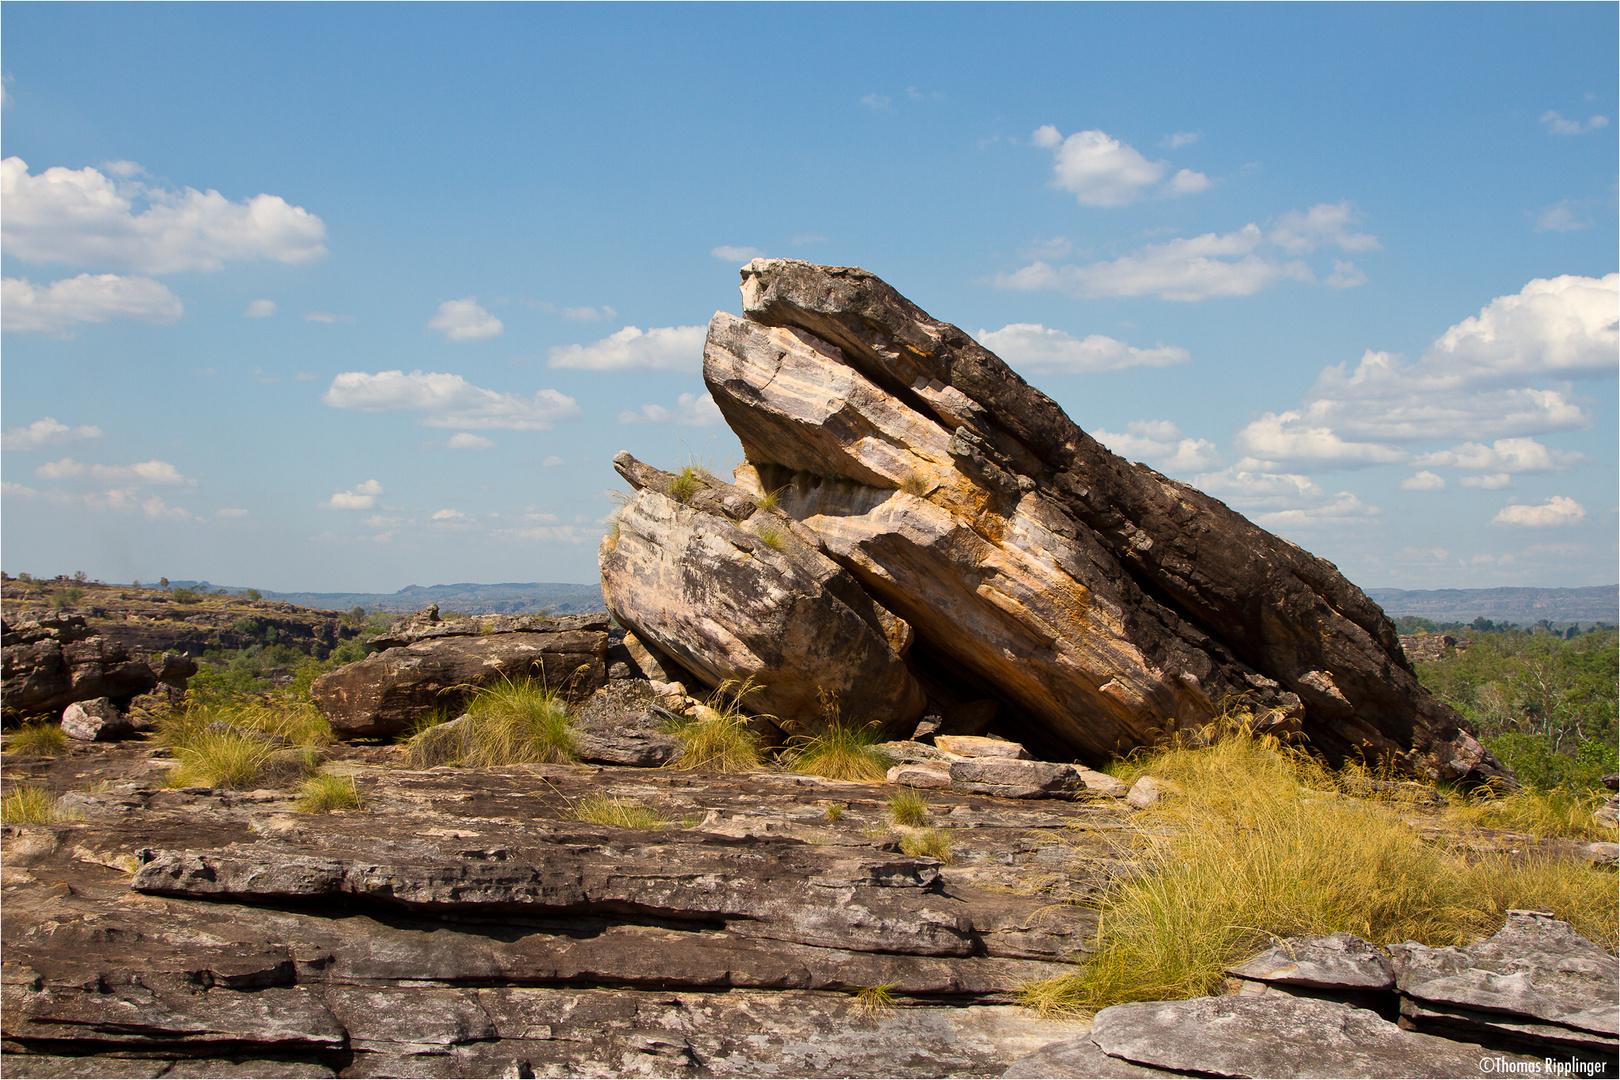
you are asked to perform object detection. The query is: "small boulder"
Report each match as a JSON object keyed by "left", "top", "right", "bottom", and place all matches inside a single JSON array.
[
  {"left": 1228, "top": 933, "right": 1395, "bottom": 991},
  {"left": 1593, "top": 795, "right": 1618, "bottom": 829},
  {"left": 933, "top": 735, "right": 1029, "bottom": 760},
  {"left": 1073, "top": 767, "right": 1129, "bottom": 798},
  {"left": 1126, "top": 776, "right": 1181, "bottom": 809},
  {"left": 948, "top": 758, "right": 1082, "bottom": 800},
  {"left": 1586, "top": 842, "right": 1618, "bottom": 868},
  {"left": 887, "top": 762, "right": 953, "bottom": 789},
  {"left": 60, "top": 697, "right": 134, "bottom": 742}
]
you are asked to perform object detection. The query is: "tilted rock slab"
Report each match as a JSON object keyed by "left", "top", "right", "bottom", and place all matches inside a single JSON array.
[
  {"left": 1389, "top": 909, "right": 1619, "bottom": 1055},
  {"left": 600, "top": 453, "right": 924, "bottom": 734},
  {"left": 1087, "top": 995, "right": 1539, "bottom": 1079},
  {"left": 696, "top": 258, "right": 1509, "bottom": 783},
  {"left": 310, "top": 615, "right": 608, "bottom": 738}
]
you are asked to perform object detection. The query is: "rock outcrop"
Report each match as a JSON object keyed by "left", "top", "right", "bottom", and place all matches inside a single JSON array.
[
  {"left": 310, "top": 613, "right": 609, "bottom": 739},
  {"left": 0, "top": 614, "right": 190, "bottom": 722},
  {"left": 601, "top": 258, "right": 1511, "bottom": 785},
  {"left": 601, "top": 454, "right": 924, "bottom": 735}
]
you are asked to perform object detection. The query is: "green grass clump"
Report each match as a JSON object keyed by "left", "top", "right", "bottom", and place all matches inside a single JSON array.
[
  {"left": 824, "top": 802, "right": 846, "bottom": 822},
  {"left": 852, "top": 983, "right": 896, "bottom": 1018},
  {"left": 406, "top": 678, "right": 580, "bottom": 768},
  {"left": 1, "top": 786, "right": 70, "bottom": 824},
  {"left": 294, "top": 773, "right": 363, "bottom": 813},
  {"left": 1448, "top": 787, "right": 1617, "bottom": 842},
  {"left": 168, "top": 729, "right": 276, "bottom": 789},
  {"left": 1020, "top": 726, "right": 1619, "bottom": 1017},
  {"left": 6, "top": 722, "right": 69, "bottom": 757},
  {"left": 889, "top": 788, "right": 929, "bottom": 827},
  {"left": 669, "top": 465, "right": 705, "bottom": 502},
  {"left": 574, "top": 795, "right": 669, "bottom": 829},
  {"left": 666, "top": 678, "right": 767, "bottom": 772},
  {"left": 900, "top": 827, "right": 955, "bottom": 864},
  {"left": 779, "top": 700, "right": 892, "bottom": 782},
  {"left": 756, "top": 524, "right": 786, "bottom": 550}
]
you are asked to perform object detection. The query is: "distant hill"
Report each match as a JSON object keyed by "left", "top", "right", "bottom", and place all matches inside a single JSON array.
[
  {"left": 165, "top": 580, "right": 605, "bottom": 616},
  {"left": 1366, "top": 585, "right": 1618, "bottom": 625}
]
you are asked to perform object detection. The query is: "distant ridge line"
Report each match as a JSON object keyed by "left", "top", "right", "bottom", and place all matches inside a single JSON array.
[{"left": 1366, "top": 585, "right": 1618, "bottom": 624}]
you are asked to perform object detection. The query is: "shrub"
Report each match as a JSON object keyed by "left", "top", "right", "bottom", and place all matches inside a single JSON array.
[
  {"left": 889, "top": 788, "right": 929, "bottom": 827},
  {"left": 404, "top": 678, "right": 579, "bottom": 768},
  {"left": 665, "top": 678, "right": 768, "bottom": 772},
  {"left": 294, "top": 773, "right": 363, "bottom": 813},
  {"left": 900, "top": 827, "right": 954, "bottom": 864},
  {"left": 1020, "top": 729, "right": 1619, "bottom": 1016},
  {"left": 6, "top": 722, "right": 69, "bottom": 757},
  {"left": 170, "top": 587, "right": 200, "bottom": 604},
  {"left": 244, "top": 588, "right": 262, "bottom": 602},
  {"left": 574, "top": 795, "right": 668, "bottom": 829},
  {"left": 778, "top": 693, "right": 892, "bottom": 782},
  {"left": 1, "top": 786, "right": 68, "bottom": 824}
]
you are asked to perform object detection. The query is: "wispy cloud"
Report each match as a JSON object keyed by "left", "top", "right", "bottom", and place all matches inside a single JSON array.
[
  {"left": 976, "top": 324, "right": 1189, "bottom": 373},
  {"left": 2, "top": 416, "right": 103, "bottom": 452},
  {"left": 323, "top": 370, "right": 580, "bottom": 430},
  {"left": 1539, "top": 110, "right": 1609, "bottom": 136},
  {"left": 548, "top": 325, "right": 705, "bottom": 371},
  {"left": 712, "top": 245, "right": 764, "bottom": 262},
  {"left": 2, "top": 273, "right": 182, "bottom": 336}
]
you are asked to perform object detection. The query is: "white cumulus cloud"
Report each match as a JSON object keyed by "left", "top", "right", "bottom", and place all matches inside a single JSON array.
[
  {"left": 1032, "top": 126, "right": 1207, "bottom": 207},
  {"left": 426, "top": 297, "right": 503, "bottom": 342},
  {"left": 323, "top": 479, "right": 383, "bottom": 510},
  {"left": 975, "top": 324, "right": 1190, "bottom": 374},
  {"left": 323, "top": 370, "right": 580, "bottom": 430},
  {"left": 1229, "top": 274, "right": 1618, "bottom": 467},
  {"left": 1400, "top": 471, "right": 1446, "bottom": 492},
  {"left": 618, "top": 392, "right": 724, "bottom": 427},
  {"left": 1091, "top": 420, "right": 1220, "bottom": 473},
  {"left": 445, "top": 432, "right": 495, "bottom": 451},
  {"left": 1492, "top": 496, "right": 1586, "bottom": 527},
  {"left": 548, "top": 325, "right": 706, "bottom": 371},
  {"left": 2, "top": 416, "right": 103, "bottom": 451},
  {"left": 2, "top": 274, "right": 183, "bottom": 336},
  {"left": 1268, "top": 202, "right": 1381, "bottom": 255},
  {"left": 0, "top": 157, "right": 327, "bottom": 274}
]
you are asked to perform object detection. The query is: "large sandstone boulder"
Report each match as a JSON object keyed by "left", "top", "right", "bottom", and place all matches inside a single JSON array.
[
  {"left": 310, "top": 615, "right": 609, "bottom": 738},
  {"left": 600, "top": 453, "right": 924, "bottom": 736},
  {"left": 1, "top": 614, "right": 167, "bottom": 720},
  {"left": 686, "top": 258, "right": 1510, "bottom": 784}
]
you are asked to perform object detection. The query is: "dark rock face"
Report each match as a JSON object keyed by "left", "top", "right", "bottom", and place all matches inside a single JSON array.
[
  {"left": 2, "top": 615, "right": 163, "bottom": 720},
  {"left": 58, "top": 698, "right": 133, "bottom": 742},
  {"left": 310, "top": 615, "right": 609, "bottom": 739},
  {"left": 665, "top": 258, "right": 1509, "bottom": 785}
]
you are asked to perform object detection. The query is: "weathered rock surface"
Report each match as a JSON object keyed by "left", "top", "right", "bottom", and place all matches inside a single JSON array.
[
  {"left": 1389, "top": 909, "right": 1618, "bottom": 1054},
  {"left": 935, "top": 735, "right": 1029, "bottom": 760},
  {"left": 2, "top": 743, "right": 1122, "bottom": 1077},
  {"left": 949, "top": 759, "right": 1083, "bottom": 801},
  {"left": 1087, "top": 995, "right": 1538, "bottom": 1078},
  {"left": 1, "top": 615, "right": 164, "bottom": 721},
  {"left": 600, "top": 453, "right": 924, "bottom": 735},
  {"left": 675, "top": 258, "right": 1511, "bottom": 785},
  {"left": 309, "top": 615, "right": 609, "bottom": 739},
  {"left": 1227, "top": 932, "right": 1396, "bottom": 991}
]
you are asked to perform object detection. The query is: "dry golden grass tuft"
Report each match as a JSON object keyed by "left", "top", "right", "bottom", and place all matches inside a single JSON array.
[
  {"left": 665, "top": 677, "right": 768, "bottom": 772},
  {"left": 573, "top": 795, "right": 669, "bottom": 830},
  {"left": 1021, "top": 719, "right": 1619, "bottom": 1016},
  {"left": 5, "top": 722, "right": 69, "bottom": 757},
  {"left": 777, "top": 690, "right": 892, "bottom": 782}
]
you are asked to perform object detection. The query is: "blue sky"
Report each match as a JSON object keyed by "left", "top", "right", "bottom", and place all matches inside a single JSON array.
[{"left": 2, "top": 4, "right": 1615, "bottom": 594}]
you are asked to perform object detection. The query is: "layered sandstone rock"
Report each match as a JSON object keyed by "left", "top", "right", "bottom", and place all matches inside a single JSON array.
[
  {"left": 638, "top": 258, "right": 1511, "bottom": 784},
  {"left": 600, "top": 453, "right": 924, "bottom": 736}
]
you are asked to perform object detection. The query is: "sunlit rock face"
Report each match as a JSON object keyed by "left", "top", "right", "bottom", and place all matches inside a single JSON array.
[
  {"left": 600, "top": 452, "right": 924, "bottom": 737},
  {"left": 608, "top": 258, "right": 1512, "bottom": 785}
]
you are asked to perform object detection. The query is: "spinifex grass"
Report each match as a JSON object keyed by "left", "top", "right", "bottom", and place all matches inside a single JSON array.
[
  {"left": 1447, "top": 786, "right": 1617, "bottom": 842},
  {"left": 5, "top": 722, "right": 68, "bottom": 757},
  {"left": 1022, "top": 725, "right": 1619, "bottom": 1016},
  {"left": 777, "top": 691, "right": 892, "bottom": 782},
  {"left": 294, "top": 773, "right": 364, "bottom": 813},
  {"left": 852, "top": 983, "right": 897, "bottom": 1018},
  {"left": 573, "top": 795, "right": 669, "bottom": 829},
  {"left": 899, "top": 827, "right": 955, "bottom": 864},
  {"left": 0, "top": 786, "right": 70, "bottom": 824},
  {"left": 408, "top": 678, "right": 580, "bottom": 767},
  {"left": 665, "top": 678, "right": 767, "bottom": 772},
  {"left": 889, "top": 788, "right": 929, "bottom": 827}
]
